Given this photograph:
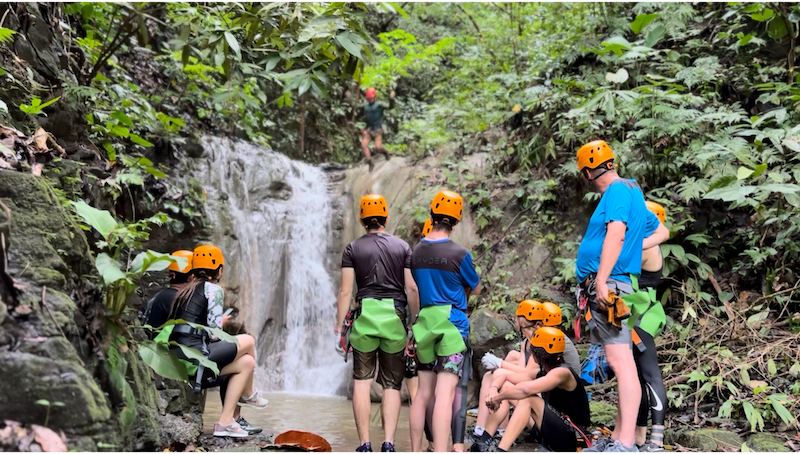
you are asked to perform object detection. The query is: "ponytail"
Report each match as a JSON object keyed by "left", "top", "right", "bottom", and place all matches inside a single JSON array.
[{"left": 168, "top": 267, "right": 221, "bottom": 319}]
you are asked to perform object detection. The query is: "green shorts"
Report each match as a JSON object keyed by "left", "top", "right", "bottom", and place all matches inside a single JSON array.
[
  {"left": 412, "top": 305, "right": 466, "bottom": 365},
  {"left": 625, "top": 275, "right": 666, "bottom": 338},
  {"left": 349, "top": 298, "right": 407, "bottom": 354}
]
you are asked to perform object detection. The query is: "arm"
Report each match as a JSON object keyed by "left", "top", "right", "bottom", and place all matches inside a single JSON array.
[
  {"left": 205, "top": 283, "right": 224, "bottom": 329},
  {"left": 595, "top": 221, "right": 626, "bottom": 308},
  {"left": 469, "top": 283, "right": 482, "bottom": 297},
  {"left": 404, "top": 268, "right": 419, "bottom": 326},
  {"left": 642, "top": 222, "right": 669, "bottom": 250},
  {"left": 336, "top": 268, "right": 355, "bottom": 330},
  {"left": 494, "top": 358, "right": 530, "bottom": 375},
  {"left": 493, "top": 368, "right": 571, "bottom": 403}
]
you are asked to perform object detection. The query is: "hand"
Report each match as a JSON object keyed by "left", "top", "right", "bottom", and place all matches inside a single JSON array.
[
  {"left": 222, "top": 315, "right": 231, "bottom": 327},
  {"left": 595, "top": 281, "right": 609, "bottom": 311},
  {"left": 335, "top": 336, "right": 346, "bottom": 357},
  {"left": 481, "top": 353, "right": 502, "bottom": 371},
  {"left": 390, "top": 90, "right": 395, "bottom": 99},
  {"left": 485, "top": 388, "right": 500, "bottom": 413}
]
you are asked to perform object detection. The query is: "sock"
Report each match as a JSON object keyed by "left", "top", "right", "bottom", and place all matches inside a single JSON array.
[
  {"left": 497, "top": 429, "right": 505, "bottom": 437},
  {"left": 474, "top": 426, "right": 485, "bottom": 437}
]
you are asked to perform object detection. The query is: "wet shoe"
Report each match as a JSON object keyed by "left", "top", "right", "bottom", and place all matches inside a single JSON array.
[
  {"left": 356, "top": 442, "right": 372, "bottom": 452},
  {"left": 237, "top": 416, "right": 263, "bottom": 435},
  {"left": 381, "top": 442, "right": 395, "bottom": 452},
  {"left": 637, "top": 442, "right": 664, "bottom": 452},
  {"left": 584, "top": 436, "right": 612, "bottom": 452},
  {"left": 604, "top": 440, "right": 639, "bottom": 452},
  {"left": 238, "top": 388, "right": 269, "bottom": 409},
  {"left": 213, "top": 421, "right": 249, "bottom": 438},
  {"left": 367, "top": 158, "right": 374, "bottom": 172}
]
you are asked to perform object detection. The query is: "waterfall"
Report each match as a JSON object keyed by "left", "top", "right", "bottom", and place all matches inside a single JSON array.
[{"left": 193, "top": 137, "right": 349, "bottom": 395}]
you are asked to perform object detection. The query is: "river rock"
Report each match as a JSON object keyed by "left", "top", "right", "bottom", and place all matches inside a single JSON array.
[
  {"left": 671, "top": 428, "right": 743, "bottom": 452},
  {"left": 746, "top": 433, "right": 789, "bottom": 452}
]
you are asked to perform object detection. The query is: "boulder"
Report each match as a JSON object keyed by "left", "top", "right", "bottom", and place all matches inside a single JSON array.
[
  {"left": 469, "top": 308, "right": 517, "bottom": 379},
  {"left": 746, "top": 433, "right": 789, "bottom": 452}
]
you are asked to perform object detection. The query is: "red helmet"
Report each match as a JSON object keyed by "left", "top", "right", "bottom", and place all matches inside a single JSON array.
[{"left": 366, "top": 87, "right": 376, "bottom": 98}]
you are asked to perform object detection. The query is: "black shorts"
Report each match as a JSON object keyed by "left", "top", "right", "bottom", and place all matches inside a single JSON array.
[
  {"left": 172, "top": 339, "right": 238, "bottom": 384},
  {"left": 530, "top": 403, "right": 579, "bottom": 452}
]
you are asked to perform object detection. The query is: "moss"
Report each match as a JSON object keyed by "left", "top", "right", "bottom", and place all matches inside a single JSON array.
[
  {"left": 589, "top": 400, "right": 617, "bottom": 427},
  {"left": 21, "top": 266, "right": 67, "bottom": 289},
  {"left": 746, "top": 433, "right": 789, "bottom": 452},
  {"left": 672, "top": 429, "right": 743, "bottom": 452}
]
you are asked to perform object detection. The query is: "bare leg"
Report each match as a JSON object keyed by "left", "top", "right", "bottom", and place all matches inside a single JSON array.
[
  {"left": 411, "top": 371, "right": 436, "bottom": 452},
  {"left": 374, "top": 133, "right": 389, "bottom": 156},
  {"left": 383, "top": 388, "right": 401, "bottom": 444},
  {"left": 218, "top": 355, "right": 255, "bottom": 425},
  {"left": 406, "top": 376, "right": 418, "bottom": 404},
  {"left": 353, "top": 379, "right": 373, "bottom": 445},
  {"left": 606, "top": 343, "right": 642, "bottom": 448},
  {"left": 498, "top": 397, "right": 543, "bottom": 451},
  {"left": 361, "top": 130, "right": 372, "bottom": 161},
  {"left": 234, "top": 334, "right": 256, "bottom": 359},
  {"left": 432, "top": 372, "right": 459, "bottom": 452}
]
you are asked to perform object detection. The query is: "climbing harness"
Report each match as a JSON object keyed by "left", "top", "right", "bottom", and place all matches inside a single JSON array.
[{"left": 339, "top": 307, "right": 358, "bottom": 363}]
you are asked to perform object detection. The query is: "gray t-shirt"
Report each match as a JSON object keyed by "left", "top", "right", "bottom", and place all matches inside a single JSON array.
[
  {"left": 564, "top": 336, "right": 581, "bottom": 375},
  {"left": 342, "top": 232, "right": 412, "bottom": 303}
]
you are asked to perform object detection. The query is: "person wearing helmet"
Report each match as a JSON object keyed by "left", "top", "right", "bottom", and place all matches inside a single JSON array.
[
  {"left": 360, "top": 87, "right": 395, "bottom": 172},
  {"left": 409, "top": 190, "right": 481, "bottom": 452},
  {"left": 168, "top": 245, "right": 268, "bottom": 438},
  {"left": 140, "top": 250, "right": 194, "bottom": 337},
  {"left": 485, "top": 327, "right": 591, "bottom": 453},
  {"left": 335, "top": 194, "right": 419, "bottom": 453},
  {"left": 629, "top": 201, "right": 669, "bottom": 451},
  {"left": 471, "top": 301, "right": 582, "bottom": 451},
  {"left": 575, "top": 140, "right": 668, "bottom": 453}
]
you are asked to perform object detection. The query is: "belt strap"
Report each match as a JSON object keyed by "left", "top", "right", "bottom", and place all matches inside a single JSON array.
[{"left": 173, "top": 324, "right": 206, "bottom": 336}]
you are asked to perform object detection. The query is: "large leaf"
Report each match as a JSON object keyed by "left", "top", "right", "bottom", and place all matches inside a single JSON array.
[
  {"left": 631, "top": 13, "right": 658, "bottom": 34},
  {"left": 224, "top": 32, "right": 241, "bottom": 59},
  {"left": 139, "top": 341, "right": 188, "bottom": 381},
  {"left": 600, "top": 36, "right": 632, "bottom": 56},
  {"left": 95, "top": 253, "right": 127, "bottom": 285},
  {"left": 171, "top": 342, "right": 220, "bottom": 375},
  {"left": 335, "top": 33, "right": 361, "bottom": 59},
  {"left": 130, "top": 250, "right": 175, "bottom": 275},
  {"left": 644, "top": 24, "right": 666, "bottom": 48},
  {"left": 72, "top": 201, "right": 117, "bottom": 240},
  {"left": 605, "top": 68, "right": 629, "bottom": 84}
]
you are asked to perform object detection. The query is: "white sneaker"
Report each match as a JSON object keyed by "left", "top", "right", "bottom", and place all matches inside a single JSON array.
[
  {"left": 238, "top": 388, "right": 269, "bottom": 409},
  {"left": 213, "top": 421, "right": 249, "bottom": 438}
]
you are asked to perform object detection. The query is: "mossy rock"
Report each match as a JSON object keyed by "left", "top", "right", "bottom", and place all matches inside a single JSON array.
[
  {"left": 0, "top": 351, "right": 110, "bottom": 430},
  {"left": 0, "top": 171, "right": 92, "bottom": 288},
  {"left": 17, "top": 337, "right": 81, "bottom": 363},
  {"left": 746, "top": 433, "right": 789, "bottom": 452},
  {"left": 672, "top": 428, "right": 743, "bottom": 451},
  {"left": 589, "top": 400, "right": 617, "bottom": 427}
]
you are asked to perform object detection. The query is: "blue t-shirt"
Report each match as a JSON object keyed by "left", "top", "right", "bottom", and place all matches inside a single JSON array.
[
  {"left": 411, "top": 238, "right": 480, "bottom": 337},
  {"left": 576, "top": 179, "right": 660, "bottom": 283}
]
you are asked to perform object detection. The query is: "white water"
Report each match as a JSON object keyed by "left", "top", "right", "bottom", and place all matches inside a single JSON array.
[{"left": 193, "top": 137, "right": 348, "bottom": 395}]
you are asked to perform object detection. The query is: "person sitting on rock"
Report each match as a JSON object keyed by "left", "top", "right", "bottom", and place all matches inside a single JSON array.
[
  {"left": 168, "top": 244, "right": 268, "bottom": 438},
  {"left": 141, "top": 250, "right": 194, "bottom": 336},
  {"left": 409, "top": 190, "right": 481, "bottom": 452},
  {"left": 471, "top": 300, "right": 582, "bottom": 451},
  {"left": 485, "top": 327, "right": 591, "bottom": 452}
]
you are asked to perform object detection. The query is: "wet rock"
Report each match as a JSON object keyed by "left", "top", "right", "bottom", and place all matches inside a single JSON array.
[
  {"left": 0, "top": 352, "right": 111, "bottom": 430},
  {"left": 671, "top": 428, "right": 743, "bottom": 452},
  {"left": 469, "top": 308, "right": 516, "bottom": 373},
  {"left": 589, "top": 401, "right": 616, "bottom": 427},
  {"left": 157, "top": 413, "right": 202, "bottom": 446},
  {"left": 746, "top": 433, "right": 789, "bottom": 452}
]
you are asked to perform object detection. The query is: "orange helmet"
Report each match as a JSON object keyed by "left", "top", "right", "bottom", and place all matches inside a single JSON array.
[
  {"left": 168, "top": 250, "right": 193, "bottom": 274},
  {"left": 516, "top": 300, "right": 542, "bottom": 321},
  {"left": 193, "top": 244, "right": 224, "bottom": 271},
  {"left": 646, "top": 200, "right": 666, "bottom": 223},
  {"left": 577, "top": 140, "right": 615, "bottom": 171},
  {"left": 531, "top": 327, "right": 566, "bottom": 354},
  {"left": 430, "top": 190, "right": 463, "bottom": 222},
  {"left": 360, "top": 194, "right": 388, "bottom": 220},
  {"left": 538, "top": 302, "right": 563, "bottom": 326},
  {"left": 422, "top": 218, "right": 432, "bottom": 237}
]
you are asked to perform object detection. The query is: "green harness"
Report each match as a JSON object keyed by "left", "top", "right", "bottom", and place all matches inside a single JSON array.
[
  {"left": 349, "top": 298, "right": 407, "bottom": 354},
  {"left": 411, "top": 305, "right": 466, "bottom": 365},
  {"left": 624, "top": 274, "right": 666, "bottom": 338}
]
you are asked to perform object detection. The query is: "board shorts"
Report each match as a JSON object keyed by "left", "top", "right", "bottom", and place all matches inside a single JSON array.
[
  {"left": 412, "top": 304, "right": 467, "bottom": 374},
  {"left": 350, "top": 298, "right": 407, "bottom": 390}
]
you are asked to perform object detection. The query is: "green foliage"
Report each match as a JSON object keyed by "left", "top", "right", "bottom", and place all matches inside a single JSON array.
[
  {"left": 34, "top": 399, "right": 65, "bottom": 427},
  {"left": 19, "top": 96, "right": 60, "bottom": 116}
]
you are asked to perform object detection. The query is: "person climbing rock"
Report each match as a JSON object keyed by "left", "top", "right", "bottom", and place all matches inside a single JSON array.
[
  {"left": 168, "top": 245, "right": 268, "bottom": 438},
  {"left": 574, "top": 140, "right": 667, "bottom": 452},
  {"left": 360, "top": 87, "right": 395, "bottom": 172},
  {"left": 409, "top": 190, "right": 481, "bottom": 453},
  {"left": 471, "top": 300, "right": 581, "bottom": 451},
  {"left": 335, "top": 194, "right": 419, "bottom": 453},
  {"left": 628, "top": 201, "right": 670, "bottom": 452},
  {"left": 485, "top": 327, "right": 591, "bottom": 452},
  {"left": 140, "top": 250, "right": 194, "bottom": 336}
]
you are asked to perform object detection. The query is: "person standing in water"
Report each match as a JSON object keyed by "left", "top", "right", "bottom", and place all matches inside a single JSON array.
[
  {"left": 335, "top": 194, "right": 419, "bottom": 453},
  {"left": 360, "top": 87, "right": 395, "bottom": 172}
]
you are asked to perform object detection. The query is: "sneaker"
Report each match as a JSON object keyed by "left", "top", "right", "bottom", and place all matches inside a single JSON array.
[
  {"left": 213, "top": 421, "right": 249, "bottom": 438},
  {"left": 584, "top": 436, "right": 613, "bottom": 452},
  {"left": 636, "top": 442, "right": 664, "bottom": 452},
  {"left": 236, "top": 416, "right": 263, "bottom": 435},
  {"left": 604, "top": 440, "right": 639, "bottom": 452},
  {"left": 469, "top": 432, "right": 494, "bottom": 452},
  {"left": 356, "top": 442, "right": 372, "bottom": 452},
  {"left": 381, "top": 442, "right": 396, "bottom": 452},
  {"left": 238, "top": 388, "right": 269, "bottom": 409}
]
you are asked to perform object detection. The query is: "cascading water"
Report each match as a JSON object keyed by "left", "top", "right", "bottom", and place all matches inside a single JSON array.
[{"left": 193, "top": 137, "right": 349, "bottom": 395}]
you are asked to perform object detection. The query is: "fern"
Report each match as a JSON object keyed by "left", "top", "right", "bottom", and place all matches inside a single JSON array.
[{"left": 0, "top": 27, "right": 16, "bottom": 45}]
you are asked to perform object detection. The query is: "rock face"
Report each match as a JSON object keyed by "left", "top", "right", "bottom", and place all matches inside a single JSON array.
[{"left": 746, "top": 433, "right": 789, "bottom": 452}]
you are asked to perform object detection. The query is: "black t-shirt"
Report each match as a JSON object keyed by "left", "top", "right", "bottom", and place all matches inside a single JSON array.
[
  {"left": 146, "top": 287, "right": 177, "bottom": 332},
  {"left": 342, "top": 232, "right": 412, "bottom": 303}
]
